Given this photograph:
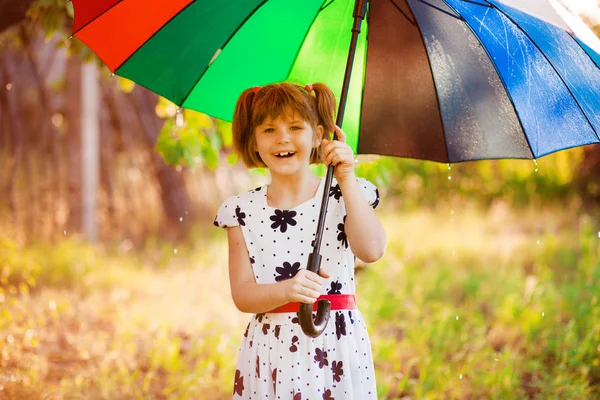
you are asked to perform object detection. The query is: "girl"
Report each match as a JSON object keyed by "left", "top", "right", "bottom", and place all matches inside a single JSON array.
[{"left": 214, "top": 82, "right": 386, "bottom": 399}]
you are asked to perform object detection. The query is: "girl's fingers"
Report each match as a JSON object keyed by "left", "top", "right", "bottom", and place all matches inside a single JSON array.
[
  {"left": 318, "top": 267, "right": 330, "bottom": 279},
  {"left": 333, "top": 125, "right": 347, "bottom": 143}
]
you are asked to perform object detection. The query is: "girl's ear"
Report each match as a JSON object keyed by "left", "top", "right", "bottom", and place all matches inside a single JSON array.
[{"left": 314, "top": 125, "right": 324, "bottom": 147}]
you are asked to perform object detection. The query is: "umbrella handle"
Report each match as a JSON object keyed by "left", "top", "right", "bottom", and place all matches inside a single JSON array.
[{"left": 299, "top": 252, "right": 331, "bottom": 337}]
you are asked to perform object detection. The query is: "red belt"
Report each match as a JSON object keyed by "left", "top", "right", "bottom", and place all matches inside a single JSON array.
[{"left": 268, "top": 294, "right": 356, "bottom": 313}]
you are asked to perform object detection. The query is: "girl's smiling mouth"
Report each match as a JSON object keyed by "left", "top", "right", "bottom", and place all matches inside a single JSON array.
[{"left": 275, "top": 152, "right": 296, "bottom": 158}]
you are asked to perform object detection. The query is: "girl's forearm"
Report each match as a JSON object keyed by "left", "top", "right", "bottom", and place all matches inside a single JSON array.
[
  {"left": 338, "top": 177, "right": 387, "bottom": 263},
  {"left": 232, "top": 281, "right": 289, "bottom": 314}
]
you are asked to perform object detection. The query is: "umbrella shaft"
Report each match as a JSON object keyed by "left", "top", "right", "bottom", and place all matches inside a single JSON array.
[{"left": 312, "top": 0, "right": 368, "bottom": 256}]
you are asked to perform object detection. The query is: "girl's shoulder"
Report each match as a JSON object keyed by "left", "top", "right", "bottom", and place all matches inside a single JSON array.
[{"left": 213, "top": 185, "right": 266, "bottom": 229}]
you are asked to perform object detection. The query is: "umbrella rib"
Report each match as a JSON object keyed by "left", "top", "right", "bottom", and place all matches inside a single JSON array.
[
  {"left": 319, "top": 0, "right": 336, "bottom": 11},
  {"left": 389, "top": 0, "right": 417, "bottom": 26},
  {"left": 492, "top": 4, "right": 600, "bottom": 141},
  {"left": 283, "top": 2, "right": 329, "bottom": 86},
  {"left": 567, "top": 32, "right": 600, "bottom": 69},
  {"left": 459, "top": 0, "right": 490, "bottom": 7},
  {"left": 405, "top": 0, "right": 451, "bottom": 162},
  {"left": 414, "top": 0, "right": 463, "bottom": 21},
  {"left": 72, "top": 0, "right": 125, "bottom": 36},
  {"left": 440, "top": 0, "right": 540, "bottom": 159},
  {"left": 112, "top": 0, "right": 199, "bottom": 75},
  {"left": 179, "top": 0, "right": 269, "bottom": 107}
]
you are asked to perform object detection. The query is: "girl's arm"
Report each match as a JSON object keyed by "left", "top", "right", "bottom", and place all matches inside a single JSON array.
[
  {"left": 338, "top": 178, "right": 387, "bottom": 263},
  {"left": 322, "top": 126, "right": 387, "bottom": 263},
  {"left": 227, "top": 226, "right": 329, "bottom": 314}
]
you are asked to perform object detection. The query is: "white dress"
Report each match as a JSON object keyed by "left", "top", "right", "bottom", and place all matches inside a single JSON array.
[{"left": 214, "top": 177, "right": 380, "bottom": 400}]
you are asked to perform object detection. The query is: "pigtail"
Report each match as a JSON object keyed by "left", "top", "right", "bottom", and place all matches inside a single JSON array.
[
  {"left": 311, "top": 82, "right": 336, "bottom": 141},
  {"left": 232, "top": 88, "right": 263, "bottom": 168}
]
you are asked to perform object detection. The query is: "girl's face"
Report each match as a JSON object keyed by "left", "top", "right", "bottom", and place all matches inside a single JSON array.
[{"left": 254, "top": 109, "right": 323, "bottom": 177}]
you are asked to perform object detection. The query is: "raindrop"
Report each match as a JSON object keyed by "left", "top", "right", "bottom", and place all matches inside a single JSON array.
[
  {"left": 542, "top": 312, "right": 545, "bottom": 317},
  {"left": 354, "top": 158, "right": 359, "bottom": 164},
  {"left": 450, "top": 218, "right": 454, "bottom": 223},
  {"left": 536, "top": 240, "right": 540, "bottom": 245},
  {"left": 176, "top": 108, "right": 184, "bottom": 127},
  {"left": 460, "top": 374, "right": 463, "bottom": 379},
  {"left": 64, "top": 230, "right": 67, "bottom": 236},
  {"left": 7, "top": 335, "right": 14, "bottom": 344},
  {"left": 174, "top": 248, "right": 178, "bottom": 254},
  {"left": 448, "top": 175, "right": 452, "bottom": 181},
  {"left": 451, "top": 210, "right": 455, "bottom": 214},
  {"left": 5, "top": 83, "right": 12, "bottom": 91},
  {"left": 447, "top": 163, "right": 452, "bottom": 170},
  {"left": 494, "top": 358, "right": 499, "bottom": 361},
  {"left": 456, "top": 315, "right": 459, "bottom": 320},
  {"left": 0, "top": 294, "right": 4, "bottom": 303},
  {"left": 49, "top": 300, "right": 57, "bottom": 310},
  {"left": 452, "top": 250, "right": 455, "bottom": 255},
  {"left": 179, "top": 217, "right": 183, "bottom": 222},
  {"left": 597, "top": 232, "right": 599, "bottom": 238}
]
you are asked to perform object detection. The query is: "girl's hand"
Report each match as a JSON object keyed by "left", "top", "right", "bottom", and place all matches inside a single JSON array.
[
  {"left": 282, "top": 268, "right": 330, "bottom": 304},
  {"left": 322, "top": 125, "right": 355, "bottom": 184}
]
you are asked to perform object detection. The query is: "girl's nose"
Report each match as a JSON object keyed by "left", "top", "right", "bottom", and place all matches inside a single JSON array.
[{"left": 276, "top": 129, "right": 291, "bottom": 143}]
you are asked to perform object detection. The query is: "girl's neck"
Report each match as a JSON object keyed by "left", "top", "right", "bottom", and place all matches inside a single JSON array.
[{"left": 266, "top": 171, "right": 321, "bottom": 209}]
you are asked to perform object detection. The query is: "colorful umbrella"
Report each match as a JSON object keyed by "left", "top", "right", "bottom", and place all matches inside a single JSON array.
[{"left": 72, "top": 0, "right": 600, "bottom": 337}]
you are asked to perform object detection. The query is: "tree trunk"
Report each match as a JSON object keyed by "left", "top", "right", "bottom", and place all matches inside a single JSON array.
[
  {"left": 0, "top": 0, "right": 37, "bottom": 33},
  {"left": 65, "top": 56, "right": 83, "bottom": 236},
  {"left": 130, "top": 87, "right": 193, "bottom": 237}
]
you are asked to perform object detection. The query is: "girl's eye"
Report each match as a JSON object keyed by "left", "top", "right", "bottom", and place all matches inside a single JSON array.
[
  {"left": 291, "top": 126, "right": 301, "bottom": 131},
  {"left": 264, "top": 128, "right": 274, "bottom": 133}
]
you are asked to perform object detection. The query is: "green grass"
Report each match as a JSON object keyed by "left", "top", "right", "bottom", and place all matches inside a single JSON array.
[{"left": 0, "top": 205, "right": 598, "bottom": 399}]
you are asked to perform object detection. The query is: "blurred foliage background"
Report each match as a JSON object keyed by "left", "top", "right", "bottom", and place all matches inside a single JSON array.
[{"left": 0, "top": 0, "right": 599, "bottom": 399}]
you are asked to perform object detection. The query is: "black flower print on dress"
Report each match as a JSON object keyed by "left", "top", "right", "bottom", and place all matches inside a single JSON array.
[
  {"left": 272, "top": 368, "right": 277, "bottom": 395},
  {"left": 348, "top": 311, "right": 355, "bottom": 325},
  {"left": 289, "top": 335, "right": 299, "bottom": 352},
  {"left": 255, "top": 313, "right": 265, "bottom": 323},
  {"left": 323, "top": 388, "right": 334, "bottom": 400},
  {"left": 314, "top": 348, "right": 329, "bottom": 368},
  {"left": 372, "top": 188, "right": 380, "bottom": 209},
  {"left": 262, "top": 323, "right": 270, "bottom": 335},
  {"left": 233, "top": 369, "right": 244, "bottom": 396},
  {"left": 335, "top": 312, "right": 347, "bottom": 340},
  {"left": 235, "top": 206, "right": 246, "bottom": 226},
  {"left": 293, "top": 393, "right": 302, "bottom": 400},
  {"left": 250, "top": 256, "right": 255, "bottom": 264},
  {"left": 329, "top": 183, "right": 342, "bottom": 200},
  {"left": 275, "top": 261, "right": 301, "bottom": 282},
  {"left": 255, "top": 355, "right": 260, "bottom": 378},
  {"left": 332, "top": 360, "right": 344, "bottom": 382},
  {"left": 327, "top": 280, "right": 342, "bottom": 295},
  {"left": 244, "top": 323, "right": 249, "bottom": 338},
  {"left": 274, "top": 325, "right": 281, "bottom": 339},
  {"left": 337, "top": 215, "right": 348, "bottom": 248},
  {"left": 270, "top": 209, "right": 297, "bottom": 233}
]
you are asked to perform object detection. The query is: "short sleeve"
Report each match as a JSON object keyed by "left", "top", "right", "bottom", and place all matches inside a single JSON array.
[
  {"left": 357, "top": 177, "right": 380, "bottom": 209},
  {"left": 213, "top": 196, "right": 241, "bottom": 229}
]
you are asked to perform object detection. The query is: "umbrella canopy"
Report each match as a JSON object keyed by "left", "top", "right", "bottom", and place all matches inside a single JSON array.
[{"left": 72, "top": 0, "right": 600, "bottom": 163}]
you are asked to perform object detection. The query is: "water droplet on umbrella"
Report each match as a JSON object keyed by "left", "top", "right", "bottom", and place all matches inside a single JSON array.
[
  {"left": 174, "top": 248, "right": 178, "bottom": 254},
  {"left": 5, "top": 83, "right": 12, "bottom": 91},
  {"left": 537, "top": 240, "right": 540, "bottom": 245},
  {"left": 460, "top": 374, "right": 463, "bottom": 379},
  {"left": 456, "top": 315, "right": 459, "bottom": 320},
  {"left": 179, "top": 217, "right": 183, "bottom": 222},
  {"left": 542, "top": 312, "right": 544, "bottom": 317}
]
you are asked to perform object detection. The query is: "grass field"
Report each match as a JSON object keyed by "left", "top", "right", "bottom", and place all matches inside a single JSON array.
[{"left": 0, "top": 202, "right": 598, "bottom": 399}]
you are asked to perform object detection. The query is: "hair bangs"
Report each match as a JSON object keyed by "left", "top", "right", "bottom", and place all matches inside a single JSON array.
[{"left": 251, "top": 85, "right": 317, "bottom": 129}]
